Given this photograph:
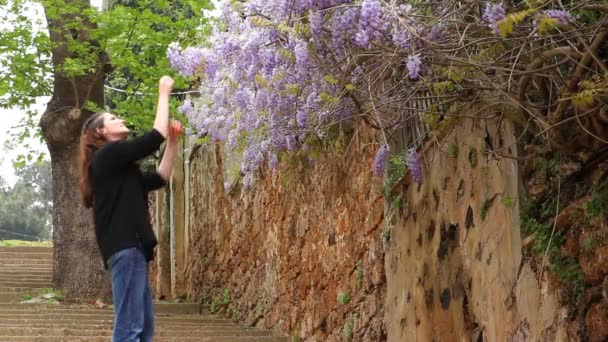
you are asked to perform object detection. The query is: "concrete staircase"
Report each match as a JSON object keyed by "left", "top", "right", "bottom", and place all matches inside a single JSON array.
[{"left": 0, "top": 246, "right": 288, "bottom": 342}]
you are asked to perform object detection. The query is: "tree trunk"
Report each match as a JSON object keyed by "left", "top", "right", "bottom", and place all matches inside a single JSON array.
[{"left": 40, "top": 0, "right": 111, "bottom": 301}]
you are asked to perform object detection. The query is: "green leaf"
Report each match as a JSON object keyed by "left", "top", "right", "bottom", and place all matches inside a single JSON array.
[
  {"left": 572, "top": 90, "right": 596, "bottom": 109},
  {"left": 286, "top": 84, "right": 300, "bottom": 95},
  {"left": 324, "top": 74, "right": 338, "bottom": 85},
  {"left": 537, "top": 17, "right": 558, "bottom": 34},
  {"left": 497, "top": 9, "right": 535, "bottom": 38}
]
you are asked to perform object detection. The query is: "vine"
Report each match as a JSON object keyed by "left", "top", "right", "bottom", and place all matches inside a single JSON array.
[{"left": 168, "top": 0, "right": 608, "bottom": 188}]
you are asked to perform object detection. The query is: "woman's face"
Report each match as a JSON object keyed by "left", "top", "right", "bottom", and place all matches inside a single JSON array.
[{"left": 100, "top": 113, "right": 129, "bottom": 141}]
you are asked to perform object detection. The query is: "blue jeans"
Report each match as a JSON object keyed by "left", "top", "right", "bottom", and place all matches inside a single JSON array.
[{"left": 108, "top": 247, "right": 154, "bottom": 342}]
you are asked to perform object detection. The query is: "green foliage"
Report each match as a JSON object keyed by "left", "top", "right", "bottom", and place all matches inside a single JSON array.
[
  {"left": 223, "top": 288, "right": 231, "bottom": 305},
  {"left": 231, "top": 308, "right": 241, "bottom": 322},
  {"left": 480, "top": 199, "right": 490, "bottom": 221},
  {"left": 210, "top": 294, "right": 222, "bottom": 314},
  {"left": 532, "top": 157, "right": 558, "bottom": 177},
  {"left": 448, "top": 144, "right": 459, "bottom": 158},
  {"left": 343, "top": 319, "right": 354, "bottom": 339},
  {"left": 342, "top": 313, "right": 359, "bottom": 339},
  {"left": 537, "top": 17, "right": 559, "bottom": 34},
  {"left": 583, "top": 185, "right": 608, "bottom": 222},
  {"left": 502, "top": 195, "right": 514, "bottom": 209},
  {"left": 21, "top": 288, "right": 64, "bottom": 304},
  {"left": 175, "top": 293, "right": 188, "bottom": 303},
  {"left": 97, "top": 0, "right": 212, "bottom": 131},
  {"left": 355, "top": 260, "right": 364, "bottom": 287},
  {"left": 550, "top": 257, "right": 585, "bottom": 301},
  {"left": 391, "top": 194, "right": 403, "bottom": 211},
  {"left": 382, "top": 154, "right": 406, "bottom": 198},
  {"left": 521, "top": 195, "right": 586, "bottom": 301},
  {"left": 0, "top": 161, "right": 52, "bottom": 241},
  {"left": 381, "top": 227, "right": 391, "bottom": 243},
  {"left": 41, "top": 288, "right": 64, "bottom": 301},
  {"left": 337, "top": 291, "right": 350, "bottom": 305},
  {"left": 581, "top": 231, "right": 607, "bottom": 254},
  {"left": 0, "top": 0, "right": 212, "bottom": 163},
  {"left": 496, "top": 9, "right": 535, "bottom": 38}
]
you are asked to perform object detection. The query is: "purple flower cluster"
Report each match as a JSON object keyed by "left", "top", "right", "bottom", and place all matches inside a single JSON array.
[
  {"left": 167, "top": 43, "right": 217, "bottom": 78},
  {"left": 543, "top": 10, "right": 575, "bottom": 25},
  {"left": 373, "top": 144, "right": 390, "bottom": 177},
  {"left": 406, "top": 54, "right": 423, "bottom": 79},
  {"left": 165, "top": 0, "right": 445, "bottom": 187},
  {"left": 355, "top": 0, "right": 383, "bottom": 48},
  {"left": 406, "top": 147, "right": 423, "bottom": 184},
  {"left": 482, "top": 2, "right": 506, "bottom": 35},
  {"left": 179, "top": 99, "right": 193, "bottom": 114}
]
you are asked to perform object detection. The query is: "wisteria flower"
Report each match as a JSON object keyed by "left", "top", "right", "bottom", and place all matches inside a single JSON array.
[
  {"left": 543, "top": 10, "right": 575, "bottom": 26},
  {"left": 483, "top": 3, "right": 506, "bottom": 35},
  {"left": 406, "top": 54, "right": 423, "bottom": 79},
  {"left": 406, "top": 148, "right": 423, "bottom": 184},
  {"left": 179, "top": 99, "right": 193, "bottom": 114},
  {"left": 373, "top": 144, "right": 390, "bottom": 177}
]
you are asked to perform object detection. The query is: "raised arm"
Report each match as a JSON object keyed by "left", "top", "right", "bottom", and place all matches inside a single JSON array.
[
  {"left": 158, "top": 120, "right": 183, "bottom": 181},
  {"left": 92, "top": 76, "right": 175, "bottom": 173},
  {"left": 153, "top": 76, "right": 174, "bottom": 139}
]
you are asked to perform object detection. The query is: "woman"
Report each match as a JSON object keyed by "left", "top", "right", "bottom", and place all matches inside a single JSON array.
[{"left": 78, "top": 76, "right": 182, "bottom": 341}]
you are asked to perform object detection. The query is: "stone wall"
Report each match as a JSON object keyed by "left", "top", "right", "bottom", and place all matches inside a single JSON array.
[
  {"left": 384, "top": 118, "right": 563, "bottom": 341},
  {"left": 150, "top": 117, "right": 569, "bottom": 341},
  {"left": 186, "top": 127, "right": 387, "bottom": 341}
]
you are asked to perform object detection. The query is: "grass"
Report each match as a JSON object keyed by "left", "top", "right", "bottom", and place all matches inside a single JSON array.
[
  {"left": 521, "top": 194, "right": 586, "bottom": 301},
  {"left": 337, "top": 292, "right": 350, "bottom": 305},
  {"left": 0, "top": 240, "right": 52, "bottom": 247}
]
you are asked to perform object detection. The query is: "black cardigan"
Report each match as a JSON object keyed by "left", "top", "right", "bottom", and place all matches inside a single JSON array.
[{"left": 90, "top": 129, "right": 166, "bottom": 269}]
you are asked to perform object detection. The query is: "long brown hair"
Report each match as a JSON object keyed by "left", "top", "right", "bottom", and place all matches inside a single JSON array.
[{"left": 78, "top": 112, "right": 108, "bottom": 208}]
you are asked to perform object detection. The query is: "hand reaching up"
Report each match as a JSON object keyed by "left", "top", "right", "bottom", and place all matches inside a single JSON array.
[
  {"left": 159, "top": 76, "right": 174, "bottom": 95},
  {"left": 168, "top": 120, "right": 183, "bottom": 143}
]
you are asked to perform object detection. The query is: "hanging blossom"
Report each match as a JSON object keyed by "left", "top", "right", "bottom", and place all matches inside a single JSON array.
[
  {"left": 373, "top": 144, "right": 390, "bottom": 177},
  {"left": 167, "top": 0, "right": 429, "bottom": 187},
  {"left": 167, "top": 43, "right": 218, "bottom": 78},
  {"left": 482, "top": 2, "right": 506, "bottom": 35},
  {"left": 355, "top": 0, "right": 383, "bottom": 47},
  {"left": 406, "top": 147, "right": 423, "bottom": 184},
  {"left": 406, "top": 54, "right": 423, "bottom": 79},
  {"left": 543, "top": 10, "right": 575, "bottom": 25},
  {"left": 179, "top": 99, "right": 193, "bottom": 114}
]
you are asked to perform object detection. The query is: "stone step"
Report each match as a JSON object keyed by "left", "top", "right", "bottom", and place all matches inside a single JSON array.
[
  {"left": 0, "top": 245, "right": 289, "bottom": 341},
  {"left": 0, "top": 327, "right": 273, "bottom": 337},
  {"left": 0, "top": 270, "right": 52, "bottom": 276},
  {"left": 0, "top": 268, "right": 53, "bottom": 273},
  {"left": 0, "top": 292, "right": 24, "bottom": 301},
  {"left": 0, "top": 316, "right": 232, "bottom": 324},
  {"left": 0, "top": 282, "right": 52, "bottom": 288},
  {"left": 0, "top": 287, "right": 52, "bottom": 294},
  {"left": 0, "top": 246, "right": 53, "bottom": 254},
  {"left": 0, "top": 321, "right": 243, "bottom": 329},
  {"left": 0, "top": 272, "right": 53, "bottom": 281},
  {"left": 0, "top": 322, "right": 248, "bottom": 330},
  {"left": 0, "top": 252, "right": 53, "bottom": 260},
  {"left": 0, "top": 261, "right": 53, "bottom": 268},
  {"left": 0, "top": 267, "right": 53, "bottom": 272},
  {"left": 0, "top": 309, "right": 207, "bottom": 317},
  {"left": 0, "top": 337, "right": 290, "bottom": 342},
  {"left": 0, "top": 303, "right": 206, "bottom": 314}
]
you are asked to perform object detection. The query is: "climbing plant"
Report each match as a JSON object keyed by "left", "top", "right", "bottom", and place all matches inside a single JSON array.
[{"left": 169, "top": 0, "right": 608, "bottom": 188}]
